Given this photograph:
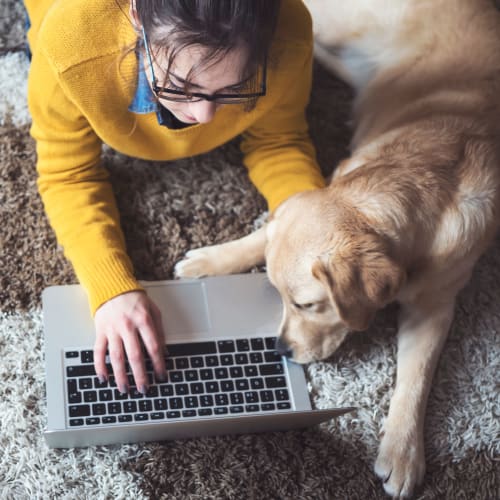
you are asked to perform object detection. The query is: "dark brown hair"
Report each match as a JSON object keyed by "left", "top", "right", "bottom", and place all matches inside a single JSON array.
[{"left": 135, "top": 0, "right": 281, "bottom": 98}]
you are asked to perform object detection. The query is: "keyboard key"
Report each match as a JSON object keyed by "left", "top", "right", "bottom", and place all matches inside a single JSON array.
[
  {"left": 130, "top": 388, "right": 144, "bottom": 399},
  {"left": 246, "top": 405, "right": 260, "bottom": 412},
  {"left": 205, "top": 381, "right": 219, "bottom": 393},
  {"left": 200, "top": 369, "right": 214, "bottom": 380},
  {"left": 92, "top": 403, "right": 106, "bottom": 415},
  {"left": 169, "top": 397, "right": 183, "bottom": 409},
  {"left": 249, "top": 352, "right": 263, "bottom": 364},
  {"left": 191, "top": 356, "right": 204, "bottom": 368},
  {"left": 261, "top": 403, "right": 276, "bottom": 411},
  {"left": 139, "top": 400, "right": 152, "bottom": 412},
  {"left": 123, "top": 401, "right": 137, "bottom": 413},
  {"left": 68, "top": 392, "right": 82, "bottom": 404},
  {"left": 265, "top": 337, "right": 276, "bottom": 350},
  {"left": 86, "top": 417, "right": 100, "bottom": 425},
  {"left": 134, "top": 413, "right": 149, "bottom": 422},
  {"left": 220, "top": 354, "right": 233, "bottom": 366},
  {"left": 230, "top": 406, "right": 244, "bottom": 414},
  {"left": 175, "top": 384, "right": 189, "bottom": 396},
  {"left": 198, "top": 408, "right": 213, "bottom": 416},
  {"left": 244, "top": 366, "right": 258, "bottom": 377},
  {"left": 167, "top": 411, "right": 181, "bottom": 419},
  {"left": 244, "top": 391, "right": 259, "bottom": 404},
  {"left": 190, "top": 383, "right": 204, "bottom": 394},
  {"left": 235, "top": 353, "right": 249, "bottom": 365},
  {"left": 114, "top": 389, "right": 129, "bottom": 400},
  {"left": 119, "top": 415, "right": 133, "bottom": 422},
  {"left": 265, "top": 376, "right": 287, "bottom": 388},
  {"left": 221, "top": 380, "right": 234, "bottom": 392},
  {"left": 83, "top": 391, "right": 98, "bottom": 403},
  {"left": 154, "top": 399, "right": 168, "bottom": 411},
  {"left": 170, "top": 371, "right": 184, "bottom": 383},
  {"left": 260, "top": 363, "right": 284, "bottom": 376},
  {"left": 250, "top": 338, "right": 265, "bottom": 351},
  {"left": 229, "top": 367, "right": 243, "bottom": 378},
  {"left": 185, "top": 370, "right": 199, "bottom": 381},
  {"left": 102, "top": 416, "right": 117, "bottom": 424},
  {"left": 235, "top": 379, "right": 249, "bottom": 391},
  {"left": 151, "top": 412, "right": 165, "bottom": 420},
  {"left": 205, "top": 356, "right": 219, "bottom": 367},
  {"left": 217, "top": 340, "right": 235, "bottom": 353},
  {"left": 230, "top": 393, "right": 243, "bottom": 405},
  {"left": 168, "top": 341, "right": 217, "bottom": 357},
  {"left": 260, "top": 390, "right": 274, "bottom": 402},
  {"left": 264, "top": 351, "right": 282, "bottom": 363},
  {"left": 277, "top": 402, "right": 291, "bottom": 410},
  {"left": 69, "top": 418, "right": 84, "bottom": 426},
  {"left": 165, "top": 359, "right": 174, "bottom": 370},
  {"left": 81, "top": 350, "right": 93, "bottom": 364},
  {"left": 214, "top": 368, "right": 229, "bottom": 379},
  {"left": 200, "top": 395, "right": 214, "bottom": 407},
  {"left": 65, "top": 351, "right": 79, "bottom": 359},
  {"left": 98, "top": 389, "right": 113, "bottom": 401},
  {"left": 108, "top": 402, "right": 122, "bottom": 414},
  {"left": 160, "top": 385, "right": 174, "bottom": 397},
  {"left": 275, "top": 389, "right": 289, "bottom": 401},
  {"left": 182, "top": 410, "right": 196, "bottom": 418},
  {"left": 69, "top": 405, "right": 91, "bottom": 418},
  {"left": 215, "top": 394, "right": 229, "bottom": 406},
  {"left": 250, "top": 378, "right": 264, "bottom": 390},
  {"left": 79, "top": 378, "right": 93, "bottom": 390},
  {"left": 67, "top": 365, "right": 95, "bottom": 377},
  {"left": 175, "top": 357, "right": 189, "bottom": 369},
  {"left": 214, "top": 407, "right": 228, "bottom": 415},
  {"left": 94, "top": 377, "right": 108, "bottom": 389},
  {"left": 184, "top": 396, "right": 199, "bottom": 408},
  {"left": 236, "top": 339, "right": 250, "bottom": 351}
]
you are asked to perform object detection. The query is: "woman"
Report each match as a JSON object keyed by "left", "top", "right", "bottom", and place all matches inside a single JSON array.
[{"left": 25, "top": 0, "right": 325, "bottom": 394}]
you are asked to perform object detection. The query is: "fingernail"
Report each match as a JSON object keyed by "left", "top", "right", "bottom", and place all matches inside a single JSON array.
[
  {"left": 98, "top": 374, "right": 107, "bottom": 384},
  {"left": 139, "top": 384, "right": 148, "bottom": 395},
  {"left": 119, "top": 384, "right": 129, "bottom": 394}
]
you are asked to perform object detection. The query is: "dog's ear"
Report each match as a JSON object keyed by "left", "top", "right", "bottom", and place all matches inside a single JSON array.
[{"left": 312, "top": 233, "right": 405, "bottom": 331}]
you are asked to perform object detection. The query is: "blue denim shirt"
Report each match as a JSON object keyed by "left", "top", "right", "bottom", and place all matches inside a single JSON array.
[{"left": 129, "top": 51, "right": 191, "bottom": 129}]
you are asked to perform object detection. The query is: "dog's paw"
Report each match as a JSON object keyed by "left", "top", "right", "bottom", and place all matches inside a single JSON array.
[
  {"left": 374, "top": 425, "right": 425, "bottom": 498},
  {"left": 174, "top": 247, "right": 220, "bottom": 278}
]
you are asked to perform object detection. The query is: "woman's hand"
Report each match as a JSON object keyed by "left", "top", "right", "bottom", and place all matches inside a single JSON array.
[{"left": 93, "top": 290, "right": 167, "bottom": 394}]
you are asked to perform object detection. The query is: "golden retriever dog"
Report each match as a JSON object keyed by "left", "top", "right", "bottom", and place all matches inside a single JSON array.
[{"left": 175, "top": 0, "right": 500, "bottom": 496}]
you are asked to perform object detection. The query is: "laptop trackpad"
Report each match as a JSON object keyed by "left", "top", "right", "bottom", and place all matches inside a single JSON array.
[{"left": 147, "top": 282, "right": 210, "bottom": 338}]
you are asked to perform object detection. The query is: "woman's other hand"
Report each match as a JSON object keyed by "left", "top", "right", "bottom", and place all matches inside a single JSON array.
[{"left": 93, "top": 290, "right": 167, "bottom": 394}]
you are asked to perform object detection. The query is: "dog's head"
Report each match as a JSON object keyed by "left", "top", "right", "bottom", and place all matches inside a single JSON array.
[{"left": 266, "top": 190, "right": 405, "bottom": 363}]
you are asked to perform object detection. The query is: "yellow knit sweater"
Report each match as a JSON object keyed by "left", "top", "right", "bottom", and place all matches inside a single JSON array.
[{"left": 25, "top": 0, "right": 325, "bottom": 314}]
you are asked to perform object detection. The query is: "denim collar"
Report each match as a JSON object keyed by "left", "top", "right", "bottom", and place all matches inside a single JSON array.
[
  {"left": 129, "top": 50, "right": 192, "bottom": 129},
  {"left": 128, "top": 50, "right": 158, "bottom": 114}
]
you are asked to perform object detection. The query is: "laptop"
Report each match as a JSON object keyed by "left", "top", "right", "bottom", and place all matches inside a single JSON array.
[{"left": 42, "top": 272, "right": 355, "bottom": 448}]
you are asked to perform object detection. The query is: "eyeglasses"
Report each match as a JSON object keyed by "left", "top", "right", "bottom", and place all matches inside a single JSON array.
[{"left": 141, "top": 26, "right": 267, "bottom": 104}]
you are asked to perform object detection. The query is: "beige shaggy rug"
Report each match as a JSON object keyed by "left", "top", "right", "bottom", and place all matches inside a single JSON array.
[{"left": 0, "top": 1, "right": 498, "bottom": 498}]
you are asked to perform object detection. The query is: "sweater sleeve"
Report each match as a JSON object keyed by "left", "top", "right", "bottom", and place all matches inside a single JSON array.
[
  {"left": 240, "top": 44, "right": 325, "bottom": 213},
  {"left": 28, "top": 47, "right": 143, "bottom": 314}
]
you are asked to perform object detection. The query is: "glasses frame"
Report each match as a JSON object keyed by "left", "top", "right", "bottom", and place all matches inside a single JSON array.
[{"left": 141, "top": 26, "right": 267, "bottom": 104}]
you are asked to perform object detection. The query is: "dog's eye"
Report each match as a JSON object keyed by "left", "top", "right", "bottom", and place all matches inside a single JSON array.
[{"left": 293, "top": 302, "right": 316, "bottom": 310}]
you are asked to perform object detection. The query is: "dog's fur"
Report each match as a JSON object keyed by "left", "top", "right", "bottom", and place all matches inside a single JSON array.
[{"left": 175, "top": 0, "right": 500, "bottom": 497}]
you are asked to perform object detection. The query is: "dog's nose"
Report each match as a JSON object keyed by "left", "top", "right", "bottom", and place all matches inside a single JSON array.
[{"left": 275, "top": 336, "right": 293, "bottom": 358}]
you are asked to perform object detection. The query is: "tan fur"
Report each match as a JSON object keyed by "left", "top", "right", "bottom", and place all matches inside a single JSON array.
[{"left": 175, "top": 1, "right": 500, "bottom": 497}]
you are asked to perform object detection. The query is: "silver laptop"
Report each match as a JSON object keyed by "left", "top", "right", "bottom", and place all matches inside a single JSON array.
[{"left": 42, "top": 272, "right": 355, "bottom": 448}]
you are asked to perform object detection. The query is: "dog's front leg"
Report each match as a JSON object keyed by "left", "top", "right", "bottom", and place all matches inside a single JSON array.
[
  {"left": 174, "top": 225, "right": 267, "bottom": 278},
  {"left": 374, "top": 297, "right": 455, "bottom": 498}
]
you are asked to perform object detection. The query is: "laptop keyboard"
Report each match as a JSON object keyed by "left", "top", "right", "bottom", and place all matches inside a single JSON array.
[{"left": 64, "top": 336, "right": 293, "bottom": 427}]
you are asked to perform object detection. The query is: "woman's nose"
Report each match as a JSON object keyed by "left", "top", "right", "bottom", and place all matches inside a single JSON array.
[{"left": 189, "top": 99, "right": 218, "bottom": 124}]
